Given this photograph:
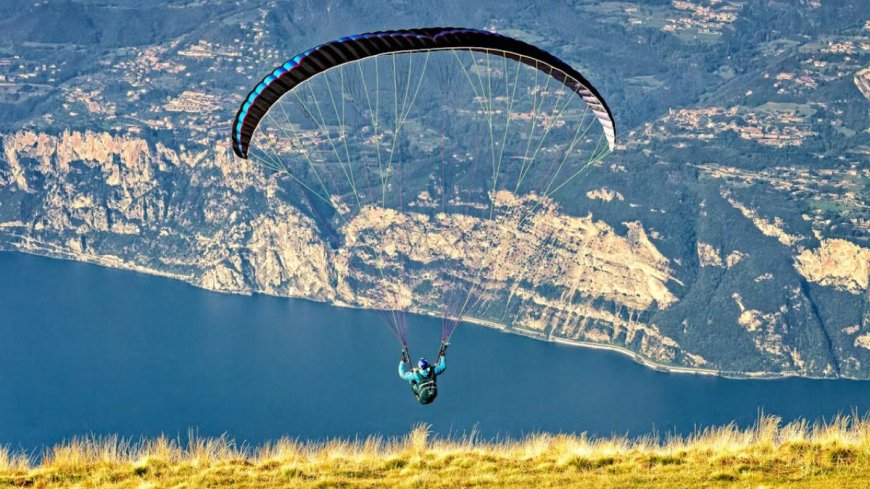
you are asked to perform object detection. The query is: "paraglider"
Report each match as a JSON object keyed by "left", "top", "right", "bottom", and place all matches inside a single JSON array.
[
  {"left": 231, "top": 27, "right": 615, "bottom": 403},
  {"left": 399, "top": 342, "right": 448, "bottom": 404}
]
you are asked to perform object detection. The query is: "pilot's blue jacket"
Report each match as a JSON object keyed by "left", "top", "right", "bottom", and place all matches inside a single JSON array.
[{"left": 398, "top": 355, "right": 446, "bottom": 384}]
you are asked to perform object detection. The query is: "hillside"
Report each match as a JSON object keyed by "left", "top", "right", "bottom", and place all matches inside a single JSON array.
[
  {"left": 1, "top": 415, "right": 869, "bottom": 488},
  {"left": 0, "top": 0, "right": 867, "bottom": 378}
]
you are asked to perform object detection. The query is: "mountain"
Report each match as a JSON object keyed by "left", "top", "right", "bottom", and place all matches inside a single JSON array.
[{"left": 0, "top": 0, "right": 867, "bottom": 378}]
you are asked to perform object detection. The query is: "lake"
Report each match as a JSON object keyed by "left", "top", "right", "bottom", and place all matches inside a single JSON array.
[{"left": 1, "top": 251, "right": 868, "bottom": 451}]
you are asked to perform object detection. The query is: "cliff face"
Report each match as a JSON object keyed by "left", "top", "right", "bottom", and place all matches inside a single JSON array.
[
  {"left": 0, "top": 129, "right": 690, "bottom": 366},
  {"left": 335, "top": 196, "right": 685, "bottom": 364},
  {"left": 0, "top": 0, "right": 867, "bottom": 378},
  {"left": 795, "top": 239, "right": 870, "bottom": 295},
  {"left": 0, "top": 129, "right": 332, "bottom": 296},
  {"left": 2, "top": 127, "right": 866, "bottom": 377}
]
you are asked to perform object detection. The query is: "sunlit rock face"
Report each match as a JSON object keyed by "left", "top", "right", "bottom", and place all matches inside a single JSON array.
[
  {"left": 855, "top": 67, "right": 870, "bottom": 101},
  {"left": 339, "top": 194, "right": 676, "bottom": 312},
  {"left": 795, "top": 239, "right": 870, "bottom": 295},
  {"left": 334, "top": 194, "right": 683, "bottom": 363}
]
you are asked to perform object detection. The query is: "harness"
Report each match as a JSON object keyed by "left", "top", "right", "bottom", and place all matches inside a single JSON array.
[{"left": 412, "top": 368, "right": 437, "bottom": 404}]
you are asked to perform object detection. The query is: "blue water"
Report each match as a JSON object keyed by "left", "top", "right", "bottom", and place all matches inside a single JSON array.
[{"left": 1, "top": 252, "right": 868, "bottom": 451}]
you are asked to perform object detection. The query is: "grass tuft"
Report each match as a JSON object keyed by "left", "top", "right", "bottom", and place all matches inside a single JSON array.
[
  {"left": 566, "top": 455, "right": 616, "bottom": 470},
  {"left": 708, "top": 470, "right": 738, "bottom": 481}
]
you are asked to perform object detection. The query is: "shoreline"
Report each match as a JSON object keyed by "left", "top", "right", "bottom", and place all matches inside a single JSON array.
[
  {"left": 445, "top": 313, "right": 840, "bottom": 381},
  {"left": 1, "top": 245, "right": 858, "bottom": 382}
]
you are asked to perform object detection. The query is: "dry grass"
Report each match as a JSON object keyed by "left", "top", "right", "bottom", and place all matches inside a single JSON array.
[{"left": 1, "top": 414, "right": 869, "bottom": 488}]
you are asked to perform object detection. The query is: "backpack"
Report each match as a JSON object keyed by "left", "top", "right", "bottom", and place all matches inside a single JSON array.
[{"left": 413, "top": 369, "right": 438, "bottom": 404}]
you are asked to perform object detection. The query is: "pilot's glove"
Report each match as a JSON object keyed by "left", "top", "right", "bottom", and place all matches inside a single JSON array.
[
  {"left": 401, "top": 346, "right": 410, "bottom": 364},
  {"left": 439, "top": 342, "right": 449, "bottom": 357}
]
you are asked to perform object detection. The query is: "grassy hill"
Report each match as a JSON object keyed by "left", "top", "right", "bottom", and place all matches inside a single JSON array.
[{"left": 2, "top": 414, "right": 868, "bottom": 488}]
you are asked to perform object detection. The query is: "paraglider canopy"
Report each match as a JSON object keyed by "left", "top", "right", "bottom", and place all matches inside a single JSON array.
[
  {"left": 233, "top": 27, "right": 615, "bottom": 159},
  {"left": 231, "top": 27, "right": 616, "bottom": 349}
]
